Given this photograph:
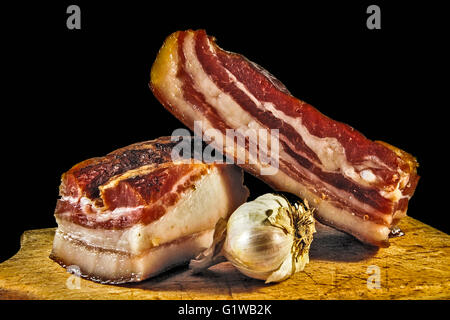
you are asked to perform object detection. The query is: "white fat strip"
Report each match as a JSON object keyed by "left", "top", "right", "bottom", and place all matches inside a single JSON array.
[
  {"left": 61, "top": 195, "right": 104, "bottom": 213},
  {"left": 263, "top": 102, "right": 362, "bottom": 179},
  {"left": 60, "top": 196, "right": 143, "bottom": 218},
  {"left": 183, "top": 33, "right": 257, "bottom": 131},
  {"left": 155, "top": 32, "right": 216, "bottom": 133},
  {"left": 182, "top": 33, "right": 276, "bottom": 168}
]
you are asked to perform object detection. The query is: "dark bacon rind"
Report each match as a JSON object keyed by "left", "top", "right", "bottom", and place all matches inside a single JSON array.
[
  {"left": 149, "top": 30, "right": 419, "bottom": 247},
  {"left": 60, "top": 137, "right": 179, "bottom": 200}
]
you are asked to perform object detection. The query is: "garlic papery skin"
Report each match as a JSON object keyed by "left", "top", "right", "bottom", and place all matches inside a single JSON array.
[
  {"left": 189, "top": 193, "right": 315, "bottom": 283},
  {"left": 224, "top": 225, "right": 294, "bottom": 280}
]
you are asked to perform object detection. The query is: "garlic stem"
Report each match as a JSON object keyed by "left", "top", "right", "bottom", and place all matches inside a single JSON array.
[{"left": 189, "top": 218, "right": 228, "bottom": 273}]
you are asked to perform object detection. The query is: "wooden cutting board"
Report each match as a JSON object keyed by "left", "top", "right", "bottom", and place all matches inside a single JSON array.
[{"left": 0, "top": 216, "right": 449, "bottom": 300}]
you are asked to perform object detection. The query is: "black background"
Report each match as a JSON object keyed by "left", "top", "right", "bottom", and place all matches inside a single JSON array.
[{"left": 1, "top": 1, "right": 447, "bottom": 266}]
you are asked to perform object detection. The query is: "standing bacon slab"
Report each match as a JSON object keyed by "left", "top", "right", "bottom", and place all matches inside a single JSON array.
[{"left": 149, "top": 30, "right": 419, "bottom": 247}]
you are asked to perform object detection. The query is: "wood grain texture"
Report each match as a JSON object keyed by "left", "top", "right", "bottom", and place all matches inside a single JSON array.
[{"left": 0, "top": 217, "right": 449, "bottom": 300}]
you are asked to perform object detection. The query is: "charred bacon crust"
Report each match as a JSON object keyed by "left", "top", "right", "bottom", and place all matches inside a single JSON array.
[{"left": 64, "top": 137, "right": 181, "bottom": 200}]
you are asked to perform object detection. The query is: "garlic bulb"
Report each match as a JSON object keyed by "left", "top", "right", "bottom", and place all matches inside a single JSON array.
[{"left": 189, "top": 193, "right": 315, "bottom": 283}]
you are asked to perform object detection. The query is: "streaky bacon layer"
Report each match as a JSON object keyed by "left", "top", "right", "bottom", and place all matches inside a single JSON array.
[
  {"left": 56, "top": 137, "right": 214, "bottom": 229},
  {"left": 149, "top": 30, "right": 419, "bottom": 247}
]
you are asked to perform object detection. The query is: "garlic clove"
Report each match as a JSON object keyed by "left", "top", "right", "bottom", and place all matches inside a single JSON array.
[
  {"left": 224, "top": 226, "right": 293, "bottom": 274},
  {"left": 265, "top": 252, "right": 295, "bottom": 283}
]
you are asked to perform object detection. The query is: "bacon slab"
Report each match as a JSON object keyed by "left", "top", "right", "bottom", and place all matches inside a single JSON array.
[
  {"left": 149, "top": 30, "right": 419, "bottom": 247},
  {"left": 51, "top": 137, "right": 249, "bottom": 283}
]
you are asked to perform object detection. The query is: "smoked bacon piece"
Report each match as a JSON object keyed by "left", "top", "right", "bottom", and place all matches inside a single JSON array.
[
  {"left": 51, "top": 137, "right": 249, "bottom": 283},
  {"left": 149, "top": 30, "right": 419, "bottom": 247}
]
